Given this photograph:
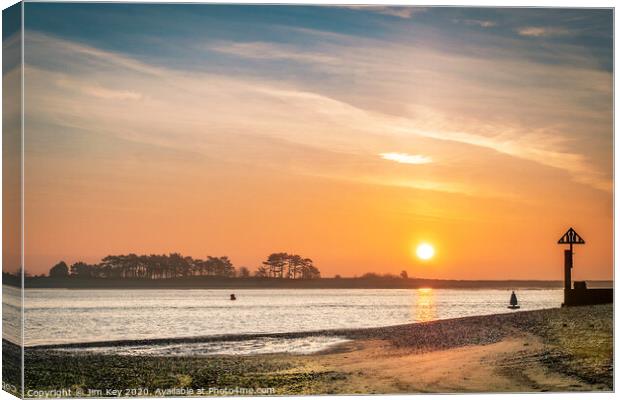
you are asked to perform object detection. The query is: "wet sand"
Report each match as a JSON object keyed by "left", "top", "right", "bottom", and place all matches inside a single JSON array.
[{"left": 12, "top": 304, "right": 612, "bottom": 395}]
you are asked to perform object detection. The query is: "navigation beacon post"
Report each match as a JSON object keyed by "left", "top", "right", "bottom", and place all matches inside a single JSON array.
[{"left": 557, "top": 227, "right": 585, "bottom": 306}]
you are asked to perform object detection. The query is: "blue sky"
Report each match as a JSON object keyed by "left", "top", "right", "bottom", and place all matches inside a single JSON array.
[{"left": 23, "top": 5, "right": 612, "bottom": 70}]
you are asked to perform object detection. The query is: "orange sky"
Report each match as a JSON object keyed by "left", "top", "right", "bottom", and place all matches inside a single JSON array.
[{"left": 9, "top": 6, "right": 613, "bottom": 279}]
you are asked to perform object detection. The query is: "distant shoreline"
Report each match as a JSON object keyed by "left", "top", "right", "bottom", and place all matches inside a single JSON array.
[{"left": 9, "top": 276, "right": 613, "bottom": 290}]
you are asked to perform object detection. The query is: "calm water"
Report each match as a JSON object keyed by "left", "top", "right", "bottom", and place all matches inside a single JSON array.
[{"left": 8, "top": 287, "right": 563, "bottom": 347}]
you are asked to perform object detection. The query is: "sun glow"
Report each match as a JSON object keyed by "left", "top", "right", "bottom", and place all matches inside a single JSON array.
[
  {"left": 414, "top": 287, "right": 436, "bottom": 322},
  {"left": 416, "top": 243, "right": 435, "bottom": 260}
]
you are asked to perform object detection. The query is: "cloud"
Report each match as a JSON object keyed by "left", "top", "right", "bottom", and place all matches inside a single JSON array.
[
  {"left": 55, "top": 78, "right": 143, "bottom": 100},
  {"left": 342, "top": 6, "right": 427, "bottom": 19},
  {"left": 82, "top": 86, "right": 143, "bottom": 100},
  {"left": 379, "top": 153, "right": 432, "bottom": 165},
  {"left": 517, "top": 26, "right": 570, "bottom": 37},
  {"left": 206, "top": 41, "right": 337, "bottom": 64},
  {"left": 361, "top": 176, "right": 471, "bottom": 195},
  {"left": 25, "top": 32, "right": 165, "bottom": 77},
  {"left": 454, "top": 19, "right": 497, "bottom": 28},
  {"left": 23, "top": 31, "right": 612, "bottom": 196}
]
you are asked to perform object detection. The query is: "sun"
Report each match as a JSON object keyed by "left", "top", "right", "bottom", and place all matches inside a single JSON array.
[{"left": 416, "top": 243, "right": 435, "bottom": 261}]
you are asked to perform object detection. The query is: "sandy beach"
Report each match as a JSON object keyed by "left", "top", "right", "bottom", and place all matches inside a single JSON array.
[{"left": 5, "top": 303, "right": 610, "bottom": 396}]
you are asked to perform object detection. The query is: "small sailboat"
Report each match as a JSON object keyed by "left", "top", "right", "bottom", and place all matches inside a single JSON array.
[
  {"left": 508, "top": 291, "right": 520, "bottom": 309},
  {"left": 230, "top": 294, "right": 236, "bottom": 301}
]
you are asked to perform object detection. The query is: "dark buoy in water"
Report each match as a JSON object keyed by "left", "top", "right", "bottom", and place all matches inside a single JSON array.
[
  {"left": 230, "top": 294, "right": 236, "bottom": 301},
  {"left": 508, "top": 291, "right": 520, "bottom": 309}
]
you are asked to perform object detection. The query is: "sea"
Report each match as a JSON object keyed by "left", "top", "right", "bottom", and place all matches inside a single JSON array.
[{"left": 3, "top": 286, "right": 563, "bottom": 355}]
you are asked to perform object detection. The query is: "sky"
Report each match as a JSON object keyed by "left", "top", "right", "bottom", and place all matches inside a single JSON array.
[{"left": 8, "top": 4, "right": 613, "bottom": 279}]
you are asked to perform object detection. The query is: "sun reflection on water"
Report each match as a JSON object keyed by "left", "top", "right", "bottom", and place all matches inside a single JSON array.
[{"left": 413, "top": 288, "right": 437, "bottom": 322}]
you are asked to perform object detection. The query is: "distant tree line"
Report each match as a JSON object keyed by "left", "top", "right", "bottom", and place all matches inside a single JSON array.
[
  {"left": 359, "top": 271, "right": 410, "bottom": 279},
  {"left": 255, "top": 253, "right": 320, "bottom": 279},
  {"left": 48, "top": 252, "right": 320, "bottom": 280}
]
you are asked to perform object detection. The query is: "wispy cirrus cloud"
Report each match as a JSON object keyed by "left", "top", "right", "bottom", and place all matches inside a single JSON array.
[
  {"left": 517, "top": 26, "right": 570, "bottom": 37},
  {"left": 83, "top": 86, "right": 143, "bottom": 101},
  {"left": 380, "top": 153, "right": 432, "bottom": 165},
  {"left": 453, "top": 19, "right": 497, "bottom": 28},
  {"left": 24, "top": 30, "right": 612, "bottom": 195},
  {"left": 206, "top": 41, "right": 337, "bottom": 64},
  {"left": 56, "top": 78, "right": 143, "bottom": 100},
  {"left": 341, "top": 6, "right": 427, "bottom": 19}
]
